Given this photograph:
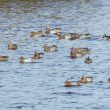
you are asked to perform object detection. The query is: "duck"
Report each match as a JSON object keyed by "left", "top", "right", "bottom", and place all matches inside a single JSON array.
[
  {"left": 80, "top": 48, "right": 91, "bottom": 54},
  {"left": 102, "top": 34, "right": 110, "bottom": 40},
  {"left": 64, "top": 80, "right": 82, "bottom": 87},
  {"left": 70, "top": 47, "right": 83, "bottom": 59},
  {"left": 64, "top": 33, "right": 81, "bottom": 40},
  {"left": 0, "top": 56, "right": 9, "bottom": 61},
  {"left": 8, "top": 42, "right": 17, "bottom": 50},
  {"left": 30, "top": 31, "right": 45, "bottom": 38},
  {"left": 79, "top": 75, "right": 93, "bottom": 83},
  {"left": 80, "top": 33, "right": 91, "bottom": 39},
  {"left": 55, "top": 32, "right": 65, "bottom": 40},
  {"left": 64, "top": 80, "right": 76, "bottom": 87},
  {"left": 70, "top": 52, "right": 84, "bottom": 59},
  {"left": 70, "top": 47, "right": 90, "bottom": 59},
  {"left": 70, "top": 47, "right": 84, "bottom": 54},
  {"left": 56, "top": 32, "right": 80, "bottom": 40},
  {"left": 44, "top": 44, "right": 58, "bottom": 52},
  {"left": 44, "top": 26, "right": 61, "bottom": 34},
  {"left": 84, "top": 56, "right": 92, "bottom": 64},
  {"left": 19, "top": 56, "right": 37, "bottom": 63},
  {"left": 33, "top": 52, "right": 44, "bottom": 59}
]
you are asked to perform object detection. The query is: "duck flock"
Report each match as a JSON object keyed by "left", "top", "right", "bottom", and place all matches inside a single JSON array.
[{"left": 1, "top": 26, "right": 110, "bottom": 87}]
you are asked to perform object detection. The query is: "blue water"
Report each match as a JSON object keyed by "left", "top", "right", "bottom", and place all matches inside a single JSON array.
[{"left": 0, "top": 0, "right": 110, "bottom": 110}]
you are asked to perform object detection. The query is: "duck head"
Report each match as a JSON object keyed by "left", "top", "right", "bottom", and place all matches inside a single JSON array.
[
  {"left": 30, "top": 31, "right": 34, "bottom": 37},
  {"left": 44, "top": 44, "right": 48, "bottom": 48},
  {"left": 45, "top": 26, "right": 51, "bottom": 34}
]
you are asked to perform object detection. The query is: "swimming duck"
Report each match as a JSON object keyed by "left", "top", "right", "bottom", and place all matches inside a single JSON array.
[
  {"left": 8, "top": 42, "right": 17, "bottom": 50},
  {"left": 55, "top": 32, "right": 65, "bottom": 40},
  {"left": 30, "top": 31, "right": 45, "bottom": 38},
  {"left": 0, "top": 56, "right": 9, "bottom": 61},
  {"left": 79, "top": 48, "right": 91, "bottom": 54},
  {"left": 79, "top": 75, "right": 93, "bottom": 83},
  {"left": 64, "top": 80, "right": 76, "bottom": 87},
  {"left": 64, "top": 33, "right": 81, "bottom": 40},
  {"left": 84, "top": 56, "right": 92, "bottom": 64},
  {"left": 70, "top": 47, "right": 83, "bottom": 59},
  {"left": 70, "top": 47, "right": 90, "bottom": 59},
  {"left": 44, "top": 44, "right": 58, "bottom": 52},
  {"left": 70, "top": 52, "right": 84, "bottom": 59},
  {"left": 80, "top": 33, "right": 91, "bottom": 39},
  {"left": 64, "top": 80, "right": 82, "bottom": 87},
  {"left": 44, "top": 26, "right": 61, "bottom": 34},
  {"left": 19, "top": 56, "right": 37, "bottom": 63},
  {"left": 56, "top": 32, "right": 80, "bottom": 40},
  {"left": 70, "top": 47, "right": 84, "bottom": 54},
  {"left": 33, "top": 52, "right": 44, "bottom": 59},
  {"left": 102, "top": 34, "right": 110, "bottom": 40}
]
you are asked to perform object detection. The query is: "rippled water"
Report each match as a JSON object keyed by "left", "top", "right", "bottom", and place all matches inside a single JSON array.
[{"left": 0, "top": 0, "right": 110, "bottom": 110}]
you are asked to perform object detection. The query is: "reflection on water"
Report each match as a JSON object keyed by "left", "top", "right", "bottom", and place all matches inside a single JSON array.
[{"left": 0, "top": 0, "right": 110, "bottom": 110}]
